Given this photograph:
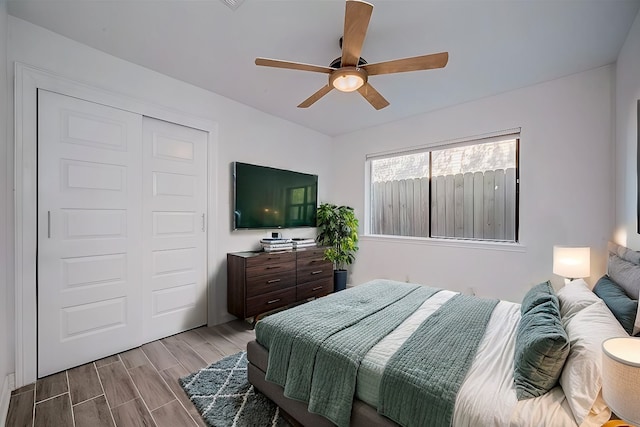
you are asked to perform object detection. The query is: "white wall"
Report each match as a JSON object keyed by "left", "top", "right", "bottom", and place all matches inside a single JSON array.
[
  {"left": 331, "top": 66, "right": 614, "bottom": 303},
  {"left": 0, "top": 0, "right": 13, "bottom": 418},
  {"left": 614, "top": 10, "right": 640, "bottom": 250},
  {"left": 6, "top": 14, "right": 333, "bottom": 358}
]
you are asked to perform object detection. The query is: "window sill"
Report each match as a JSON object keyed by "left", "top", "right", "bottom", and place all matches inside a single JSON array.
[{"left": 361, "top": 234, "right": 526, "bottom": 252}]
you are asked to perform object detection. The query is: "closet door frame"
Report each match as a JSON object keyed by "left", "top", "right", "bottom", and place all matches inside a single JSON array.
[{"left": 13, "top": 63, "right": 218, "bottom": 387}]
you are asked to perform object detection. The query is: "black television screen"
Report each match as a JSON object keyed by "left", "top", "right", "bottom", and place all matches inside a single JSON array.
[{"left": 233, "top": 162, "right": 318, "bottom": 229}]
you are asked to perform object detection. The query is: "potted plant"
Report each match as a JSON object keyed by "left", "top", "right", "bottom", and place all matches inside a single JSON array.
[{"left": 316, "top": 203, "right": 359, "bottom": 292}]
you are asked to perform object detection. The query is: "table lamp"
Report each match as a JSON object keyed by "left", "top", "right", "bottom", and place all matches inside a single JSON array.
[
  {"left": 552, "top": 246, "right": 590, "bottom": 283},
  {"left": 602, "top": 337, "right": 640, "bottom": 427}
]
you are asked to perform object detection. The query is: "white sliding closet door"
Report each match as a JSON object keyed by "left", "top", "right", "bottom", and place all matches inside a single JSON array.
[
  {"left": 37, "top": 90, "right": 143, "bottom": 377},
  {"left": 142, "top": 117, "right": 208, "bottom": 342},
  {"left": 37, "top": 92, "right": 209, "bottom": 377}
]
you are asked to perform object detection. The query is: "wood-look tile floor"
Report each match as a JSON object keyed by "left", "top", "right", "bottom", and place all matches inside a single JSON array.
[{"left": 6, "top": 320, "right": 256, "bottom": 427}]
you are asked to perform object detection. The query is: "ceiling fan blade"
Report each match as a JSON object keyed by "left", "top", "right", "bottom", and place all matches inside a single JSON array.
[
  {"left": 357, "top": 83, "right": 389, "bottom": 110},
  {"left": 255, "top": 58, "right": 334, "bottom": 74},
  {"left": 298, "top": 85, "right": 333, "bottom": 108},
  {"left": 341, "top": 0, "right": 373, "bottom": 67},
  {"left": 362, "top": 52, "right": 449, "bottom": 76}
]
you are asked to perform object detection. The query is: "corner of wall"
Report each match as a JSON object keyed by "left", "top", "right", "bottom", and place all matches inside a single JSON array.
[{"left": 1, "top": 0, "right": 15, "bottom": 405}]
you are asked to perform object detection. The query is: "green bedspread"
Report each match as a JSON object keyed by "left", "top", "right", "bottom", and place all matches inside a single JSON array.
[
  {"left": 378, "top": 294, "right": 499, "bottom": 427},
  {"left": 255, "top": 281, "right": 498, "bottom": 427},
  {"left": 306, "top": 285, "right": 440, "bottom": 426},
  {"left": 255, "top": 280, "right": 440, "bottom": 426}
]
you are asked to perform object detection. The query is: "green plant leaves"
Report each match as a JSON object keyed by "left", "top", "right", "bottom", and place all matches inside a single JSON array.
[{"left": 316, "top": 203, "right": 359, "bottom": 270}]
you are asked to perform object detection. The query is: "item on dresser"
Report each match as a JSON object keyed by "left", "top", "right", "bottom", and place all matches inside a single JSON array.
[
  {"left": 263, "top": 244, "right": 294, "bottom": 252},
  {"left": 293, "top": 243, "right": 316, "bottom": 249},
  {"left": 261, "top": 238, "right": 294, "bottom": 251},
  {"left": 291, "top": 238, "right": 316, "bottom": 249},
  {"left": 227, "top": 247, "right": 333, "bottom": 319},
  {"left": 261, "top": 238, "right": 292, "bottom": 243}
]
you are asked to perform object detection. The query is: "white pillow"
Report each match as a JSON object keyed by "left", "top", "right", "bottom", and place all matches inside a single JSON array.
[
  {"left": 556, "top": 279, "right": 600, "bottom": 322},
  {"left": 559, "top": 300, "right": 628, "bottom": 425}
]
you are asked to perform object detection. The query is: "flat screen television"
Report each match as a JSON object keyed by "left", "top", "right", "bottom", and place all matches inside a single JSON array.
[{"left": 233, "top": 162, "right": 318, "bottom": 229}]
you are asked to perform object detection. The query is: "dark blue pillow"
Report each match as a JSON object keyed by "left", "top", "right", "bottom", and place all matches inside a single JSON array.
[{"left": 593, "top": 275, "right": 637, "bottom": 335}]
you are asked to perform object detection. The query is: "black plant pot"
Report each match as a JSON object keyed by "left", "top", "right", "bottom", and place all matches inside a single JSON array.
[{"left": 334, "top": 269, "right": 347, "bottom": 292}]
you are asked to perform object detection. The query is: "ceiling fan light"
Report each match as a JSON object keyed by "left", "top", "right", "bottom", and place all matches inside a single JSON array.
[
  {"left": 330, "top": 68, "right": 368, "bottom": 92},
  {"left": 333, "top": 74, "right": 364, "bottom": 92}
]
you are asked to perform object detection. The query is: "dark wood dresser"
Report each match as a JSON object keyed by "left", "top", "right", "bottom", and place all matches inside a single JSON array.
[{"left": 227, "top": 247, "right": 333, "bottom": 319}]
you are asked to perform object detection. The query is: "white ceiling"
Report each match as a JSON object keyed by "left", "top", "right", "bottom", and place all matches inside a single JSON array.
[{"left": 7, "top": 0, "right": 640, "bottom": 136}]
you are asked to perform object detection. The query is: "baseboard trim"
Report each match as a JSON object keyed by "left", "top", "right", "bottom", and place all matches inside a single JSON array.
[{"left": 0, "top": 373, "right": 15, "bottom": 427}]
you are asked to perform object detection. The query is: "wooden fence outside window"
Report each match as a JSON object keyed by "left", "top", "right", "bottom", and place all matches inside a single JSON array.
[{"left": 370, "top": 168, "right": 516, "bottom": 241}]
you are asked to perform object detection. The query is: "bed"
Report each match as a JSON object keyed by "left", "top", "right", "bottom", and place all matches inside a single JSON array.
[{"left": 246, "top": 242, "right": 640, "bottom": 427}]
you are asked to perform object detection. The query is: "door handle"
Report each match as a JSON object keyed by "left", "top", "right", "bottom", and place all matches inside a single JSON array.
[
  {"left": 47, "top": 211, "right": 51, "bottom": 238},
  {"left": 201, "top": 213, "right": 205, "bottom": 232}
]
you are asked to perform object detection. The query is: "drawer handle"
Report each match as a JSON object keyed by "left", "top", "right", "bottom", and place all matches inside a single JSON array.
[
  {"left": 267, "top": 279, "right": 281, "bottom": 284},
  {"left": 267, "top": 299, "right": 281, "bottom": 305},
  {"left": 267, "top": 257, "right": 279, "bottom": 260},
  {"left": 311, "top": 270, "right": 323, "bottom": 275},
  {"left": 312, "top": 286, "right": 323, "bottom": 291},
  {"left": 265, "top": 266, "right": 281, "bottom": 270}
]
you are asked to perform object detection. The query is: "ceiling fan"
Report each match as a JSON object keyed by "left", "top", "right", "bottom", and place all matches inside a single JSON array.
[{"left": 255, "top": 0, "right": 448, "bottom": 110}]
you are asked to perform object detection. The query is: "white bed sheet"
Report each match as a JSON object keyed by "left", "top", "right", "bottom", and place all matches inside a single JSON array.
[
  {"left": 354, "top": 291, "right": 604, "bottom": 427},
  {"left": 356, "top": 290, "right": 457, "bottom": 406}
]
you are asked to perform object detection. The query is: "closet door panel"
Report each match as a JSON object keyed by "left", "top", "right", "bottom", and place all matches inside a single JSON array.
[
  {"left": 37, "top": 90, "right": 143, "bottom": 377},
  {"left": 142, "top": 117, "right": 208, "bottom": 342}
]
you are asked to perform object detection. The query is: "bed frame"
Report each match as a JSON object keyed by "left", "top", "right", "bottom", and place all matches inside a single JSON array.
[{"left": 247, "top": 340, "right": 398, "bottom": 427}]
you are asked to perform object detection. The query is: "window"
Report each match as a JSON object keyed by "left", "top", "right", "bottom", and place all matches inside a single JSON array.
[{"left": 369, "top": 133, "right": 519, "bottom": 242}]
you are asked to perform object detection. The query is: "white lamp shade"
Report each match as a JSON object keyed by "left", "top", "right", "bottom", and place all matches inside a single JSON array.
[
  {"left": 602, "top": 337, "right": 640, "bottom": 425},
  {"left": 552, "top": 246, "right": 590, "bottom": 278}
]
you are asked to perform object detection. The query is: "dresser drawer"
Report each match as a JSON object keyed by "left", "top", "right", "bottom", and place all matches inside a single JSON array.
[
  {"left": 246, "top": 287, "right": 296, "bottom": 317},
  {"left": 246, "top": 270, "right": 296, "bottom": 297},
  {"left": 295, "top": 247, "right": 326, "bottom": 260},
  {"left": 297, "top": 264, "right": 333, "bottom": 284},
  {"left": 246, "top": 251, "right": 296, "bottom": 268},
  {"left": 296, "top": 254, "right": 330, "bottom": 270},
  {"left": 246, "top": 260, "right": 296, "bottom": 278},
  {"left": 297, "top": 278, "right": 333, "bottom": 300}
]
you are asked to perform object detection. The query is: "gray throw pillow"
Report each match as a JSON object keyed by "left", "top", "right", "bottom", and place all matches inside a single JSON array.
[
  {"left": 520, "top": 281, "right": 557, "bottom": 314},
  {"left": 608, "top": 254, "right": 640, "bottom": 299},
  {"left": 514, "top": 284, "right": 570, "bottom": 400}
]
